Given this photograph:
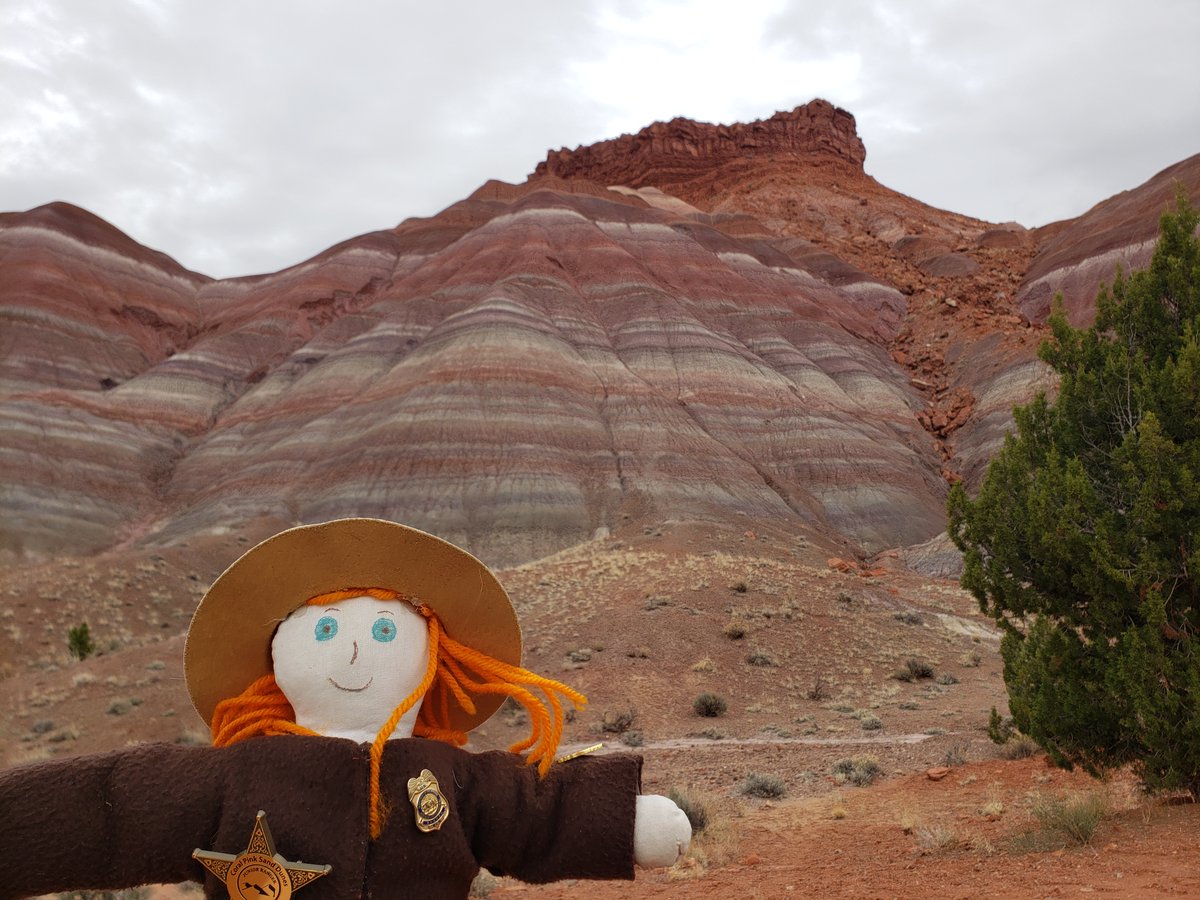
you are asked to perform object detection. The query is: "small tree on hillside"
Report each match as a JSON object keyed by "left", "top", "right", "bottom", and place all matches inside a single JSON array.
[
  {"left": 68, "top": 621, "right": 95, "bottom": 661},
  {"left": 948, "top": 192, "right": 1200, "bottom": 795}
]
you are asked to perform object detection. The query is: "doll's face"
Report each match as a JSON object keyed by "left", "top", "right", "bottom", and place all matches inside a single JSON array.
[{"left": 271, "top": 597, "right": 429, "bottom": 743}]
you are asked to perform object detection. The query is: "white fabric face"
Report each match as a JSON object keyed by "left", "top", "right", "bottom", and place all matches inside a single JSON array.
[{"left": 272, "top": 597, "right": 429, "bottom": 743}]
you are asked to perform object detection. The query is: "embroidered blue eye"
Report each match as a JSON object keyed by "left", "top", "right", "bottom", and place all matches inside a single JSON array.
[
  {"left": 314, "top": 616, "right": 338, "bottom": 642},
  {"left": 372, "top": 617, "right": 396, "bottom": 643}
]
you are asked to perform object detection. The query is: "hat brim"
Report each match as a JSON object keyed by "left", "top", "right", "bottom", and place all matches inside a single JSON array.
[{"left": 185, "top": 518, "right": 521, "bottom": 734}]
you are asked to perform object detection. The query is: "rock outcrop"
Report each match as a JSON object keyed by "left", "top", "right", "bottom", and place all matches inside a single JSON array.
[{"left": 536, "top": 100, "right": 866, "bottom": 189}]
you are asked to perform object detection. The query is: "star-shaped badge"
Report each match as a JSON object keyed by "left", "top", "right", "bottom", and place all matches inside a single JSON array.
[{"left": 193, "top": 810, "right": 331, "bottom": 900}]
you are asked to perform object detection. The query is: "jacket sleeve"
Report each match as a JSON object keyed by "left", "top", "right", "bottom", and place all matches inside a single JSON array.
[
  {"left": 0, "top": 743, "right": 223, "bottom": 899},
  {"left": 460, "top": 750, "right": 643, "bottom": 883}
]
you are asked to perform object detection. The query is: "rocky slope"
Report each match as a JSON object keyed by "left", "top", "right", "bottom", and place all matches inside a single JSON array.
[
  {"left": 1018, "top": 153, "right": 1200, "bottom": 326},
  {"left": 2, "top": 101, "right": 1197, "bottom": 569}
]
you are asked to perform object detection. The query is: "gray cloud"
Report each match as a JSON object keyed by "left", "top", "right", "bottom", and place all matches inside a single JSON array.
[
  {"left": 3, "top": 0, "right": 1197, "bottom": 277},
  {"left": 766, "top": 0, "right": 1200, "bottom": 224}
]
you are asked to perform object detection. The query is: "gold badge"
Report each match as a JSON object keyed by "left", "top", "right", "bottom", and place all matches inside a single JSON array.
[
  {"left": 193, "top": 810, "right": 331, "bottom": 900},
  {"left": 555, "top": 741, "right": 604, "bottom": 763},
  {"left": 407, "top": 768, "right": 450, "bottom": 832}
]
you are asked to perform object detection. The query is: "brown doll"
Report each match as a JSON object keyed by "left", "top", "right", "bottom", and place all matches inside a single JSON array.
[{"left": 0, "top": 518, "right": 690, "bottom": 899}]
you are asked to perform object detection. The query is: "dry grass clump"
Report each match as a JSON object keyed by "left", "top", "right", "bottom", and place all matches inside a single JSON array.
[
  {"left": 915, "top": 823, "right": 969, "bottom": 851},
  {"left": 667, "top": 789, "right": 742, "bottom": 879},
  {"left": 1032, "top": 791, "right": 1109, "bottom": 845},
  {"left": 832, "top": 754, "right": 882, "bottom": 787},
  {"left": 980, "top": 782, "right": 1005, "bottom": 818},
  {"left": 722, "top": 620, "right": 747, "bottom": 639},
  {"left": 830, "top": 793, "right": 848, "bottom": 819},
  {"left": 999, "top": 736, "right": 1040, "bottom": 760}
]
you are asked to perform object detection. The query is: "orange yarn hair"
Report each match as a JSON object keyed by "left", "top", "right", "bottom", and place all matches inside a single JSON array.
[{"left": 209, "top": 587, "right": 586, "bottom": 838}]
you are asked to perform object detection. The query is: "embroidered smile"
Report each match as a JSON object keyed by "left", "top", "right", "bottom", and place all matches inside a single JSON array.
[{"left": 328, "top": 676, "right": 374, "bottom": 693}]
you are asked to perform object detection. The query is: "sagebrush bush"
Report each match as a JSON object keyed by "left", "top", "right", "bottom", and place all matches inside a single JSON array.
[
  {"left": 667, "top": 787, "right": 711, "bottom": 834},
  {"left": 905, "top": 658, "right": 935, "bottom": 679},
  {"left": 600, "top": 707, "right": 636, "bottom": 734},
  {"left": 746, "top": 650, "right": 775, "bottom": 667},
  {"left": 893, "top": 658, "right": 936, "bottom": 681},
  {"left": 943, "top": 742, "right": 968, "bottom": 767},
  {"left": 806, "top": 675, "right": 830, "bottom": 701},
  {"left": 832, "top": 754, "right": 882, "bottom": 787},
  {"left": 693, "top": 693, "right": 727, "bottom": 718},
  {"left": 739, "top": 773, "right": 786, "bottom": 799}
]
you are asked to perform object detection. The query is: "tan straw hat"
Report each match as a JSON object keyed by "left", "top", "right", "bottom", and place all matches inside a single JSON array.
[{"left": 185, "top": 518, "right": 521, "bottom": 733}]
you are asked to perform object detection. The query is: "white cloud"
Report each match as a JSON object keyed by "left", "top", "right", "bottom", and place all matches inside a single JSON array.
[{"left": 1, "top": 0, "right": 1197, "bottom": 276}]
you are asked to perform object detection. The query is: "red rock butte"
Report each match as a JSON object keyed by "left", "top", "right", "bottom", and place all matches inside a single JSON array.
[{"left": 535, "top": 100, "right": 867, "bottom": 189}]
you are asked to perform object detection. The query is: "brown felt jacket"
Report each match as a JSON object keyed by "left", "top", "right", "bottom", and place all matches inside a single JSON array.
[{"left": 0, "top": 735, "right": 642, "bottom": 899}]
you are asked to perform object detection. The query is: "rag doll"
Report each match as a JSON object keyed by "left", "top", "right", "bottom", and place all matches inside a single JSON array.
[{"left": 0, "top": 518, "right": 690, "bottom": 899}]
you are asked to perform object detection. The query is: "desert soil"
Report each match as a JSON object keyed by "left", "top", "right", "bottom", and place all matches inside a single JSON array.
[{"left": 5, "top": 521, "right": 1199, "bottom": 898}]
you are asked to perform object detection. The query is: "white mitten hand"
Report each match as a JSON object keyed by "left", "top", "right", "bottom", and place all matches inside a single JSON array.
[{"left": 633, "top": 794, "right": 692, "bottom": 867}]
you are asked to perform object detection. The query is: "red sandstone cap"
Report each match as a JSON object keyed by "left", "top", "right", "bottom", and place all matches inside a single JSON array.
[{"left": 184, "top": 518, "right": 522, "bottom": 733}]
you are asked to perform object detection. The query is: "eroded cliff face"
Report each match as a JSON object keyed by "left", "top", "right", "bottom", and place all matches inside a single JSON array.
[
  {"left": 2, "top": 104, "right": 1197, "bottom": 567},
  {"left": 536, "top": 100, "right": 866, "bottom": 187}
]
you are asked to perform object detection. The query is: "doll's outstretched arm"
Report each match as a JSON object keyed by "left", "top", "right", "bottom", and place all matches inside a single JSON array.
[
  {"left": 0, "top": 743, "right": 220, "bottom": 898},
  {"left": 633, "top": 794, "right": 692, "bottom": 867}
]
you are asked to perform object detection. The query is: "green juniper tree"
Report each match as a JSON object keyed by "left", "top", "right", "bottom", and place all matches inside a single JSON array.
[
  {"left": 948, "top": 192, "right": 1200, "bottom": 795},
  {"left": 68, "top": 621, "right": 95, "bottom": 661}
]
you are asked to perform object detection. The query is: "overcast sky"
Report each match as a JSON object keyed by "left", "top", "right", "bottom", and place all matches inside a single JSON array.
[{"left": 3, "top": 0, "right": 1198, "bottom": 278}]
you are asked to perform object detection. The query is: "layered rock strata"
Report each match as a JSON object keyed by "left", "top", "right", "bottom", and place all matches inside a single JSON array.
[
  {"left": 3, "top": 107, "right": 1197, "bottom": 568},
  {"left": 2, "top": 187, "right": 941, "bottom": 565}
]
